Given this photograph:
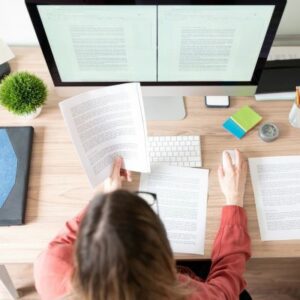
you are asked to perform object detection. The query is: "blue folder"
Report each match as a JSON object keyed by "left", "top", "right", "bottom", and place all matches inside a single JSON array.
[{"left": 0, "top": 127, "right": 33, "bottom": 225}]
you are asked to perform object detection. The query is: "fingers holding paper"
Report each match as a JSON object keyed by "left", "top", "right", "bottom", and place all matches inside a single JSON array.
[{"left": 97, "top": 157, "right": 132, "bottom": 194}]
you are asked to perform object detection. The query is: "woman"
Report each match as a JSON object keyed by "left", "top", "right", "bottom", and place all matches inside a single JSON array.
[{"left": 34, "top": 150, "right": 250, "bottom": 300}]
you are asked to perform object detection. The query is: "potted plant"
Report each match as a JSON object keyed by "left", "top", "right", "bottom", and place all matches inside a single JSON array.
[{"left": 0, "top": 71, "right": 47, "bottom": 120}]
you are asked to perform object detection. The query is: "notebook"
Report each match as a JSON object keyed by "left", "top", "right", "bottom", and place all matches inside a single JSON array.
[
  {"left": 255, "top": 60, "right": 300, "bottom": 101},
  {"left": 0, "top": 127, "right": 34, "bottom": 225}
]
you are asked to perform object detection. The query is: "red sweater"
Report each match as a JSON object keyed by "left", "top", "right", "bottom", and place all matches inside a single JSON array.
[{"left": 34, "top": 205, "right": 251, "bottom": 300}]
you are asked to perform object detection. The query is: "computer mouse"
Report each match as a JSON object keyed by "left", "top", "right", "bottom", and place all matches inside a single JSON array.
[{"left": 222, "top": 150, "right": 236, "bottom": 168}]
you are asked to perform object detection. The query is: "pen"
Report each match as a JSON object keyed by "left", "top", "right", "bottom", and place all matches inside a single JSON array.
[{"left": 296, "top": 89, "right": 300, "bottom": 108}]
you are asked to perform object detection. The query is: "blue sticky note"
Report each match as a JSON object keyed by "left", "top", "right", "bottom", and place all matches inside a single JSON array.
[
  {"left": 0, "top": 129, "right": 17, "bottom": 208},
  {"left": 223, "top": 118, "right": 246, "bottom": 139}
]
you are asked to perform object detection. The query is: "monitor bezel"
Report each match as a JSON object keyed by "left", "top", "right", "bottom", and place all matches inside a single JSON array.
[{"left": 25, "top": 0, "right": 286, "bottom": 87}]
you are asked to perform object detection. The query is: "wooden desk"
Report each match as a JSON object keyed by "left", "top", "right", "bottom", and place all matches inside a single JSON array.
[{"left": 1, "top": 47, "right": 300, "bottom": 266}]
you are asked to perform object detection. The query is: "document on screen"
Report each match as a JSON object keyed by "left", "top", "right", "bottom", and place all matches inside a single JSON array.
[
  {"left": 139, "top": 164, "right": 209, "bottom": 255},
  {"left": 59, "top": 83, "right": 150, "bottom": 188},
  {"left": 158, "top": 5, "right": 274, "bottom": 82},
  {"left": 249, "top": 156, "right": 300, "bottom": 241},
  {"left": 38, "top": 5, "right": 157, "bottom": 82}
]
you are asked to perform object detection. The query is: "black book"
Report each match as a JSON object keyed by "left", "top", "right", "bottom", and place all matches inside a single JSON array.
[
  {"left": 256, "top": 59, "right": 300, "bottom": 94},
  {"left": 0, "top": 127, "right": 34, "bottom": 225}
]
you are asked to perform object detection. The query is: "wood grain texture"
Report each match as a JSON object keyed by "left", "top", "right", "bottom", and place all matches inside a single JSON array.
[
  {"left": 245, "top": 258, "right": 300, "bottom": 300},
  {"left": 0, "top": 47, "right": 300, "bottom": 263}
]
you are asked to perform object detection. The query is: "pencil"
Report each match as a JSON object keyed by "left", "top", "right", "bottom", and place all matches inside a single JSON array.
[{"left": 297, "top": 89, "right": 300, "bottom": 108}]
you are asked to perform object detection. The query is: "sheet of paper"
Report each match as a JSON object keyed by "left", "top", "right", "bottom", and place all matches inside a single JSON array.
[
  {"left": 268, "top": 46, "right": 300, "bottom": 61},
  {"left": 249, "top": 156, "right": 300, "bottom": 241},
  {"left": 0, "top": 39, "right": 14, "bottom": 65},
  {"left": 59, "top": 83, "right": 150, "bottom": 187},
  {"left": 139, "top": 165, "right": 209, "bottom": 255}
]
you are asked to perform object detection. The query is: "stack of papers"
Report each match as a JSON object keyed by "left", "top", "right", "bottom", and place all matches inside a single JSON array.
[{"left": 60, "top": 82, "right": 209, "bottom": 255}]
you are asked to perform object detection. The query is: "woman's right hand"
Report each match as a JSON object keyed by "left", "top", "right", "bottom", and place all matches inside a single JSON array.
[
  {"left": 96, "top": 157, "right": 132, "bottom": 194},
  {"left": 218, "top": 149, "right": 248, "bottom": 207}
]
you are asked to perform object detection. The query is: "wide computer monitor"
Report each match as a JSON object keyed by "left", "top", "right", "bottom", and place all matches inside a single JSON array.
[{"left": 26, "top": 0, "right": 286, "bottom": 120}]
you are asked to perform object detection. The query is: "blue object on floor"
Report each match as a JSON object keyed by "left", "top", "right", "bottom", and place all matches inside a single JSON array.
[
  {"left": 0, "top": 129, "right": 17, "bottom": 208},
  {"left": 223, "top": 118, "right": 246, "bottom": 139}
]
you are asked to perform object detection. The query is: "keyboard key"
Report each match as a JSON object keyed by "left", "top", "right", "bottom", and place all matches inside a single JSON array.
[{"left": 148, "top": 136, "right": 202, "bottom": 168}]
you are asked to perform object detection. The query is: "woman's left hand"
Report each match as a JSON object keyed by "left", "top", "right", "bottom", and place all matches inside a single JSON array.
[{"left": 98, "top": 157, "right": 132, "bottom": 194}]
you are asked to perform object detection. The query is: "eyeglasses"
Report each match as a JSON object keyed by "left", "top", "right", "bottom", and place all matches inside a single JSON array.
[{"left": 135, "top": 191, "right": 159, "bottom": 214}]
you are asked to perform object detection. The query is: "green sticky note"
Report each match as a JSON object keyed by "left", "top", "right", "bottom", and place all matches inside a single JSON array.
[{"left": 231, "top": 106, "right": 262, "bottom": 132}]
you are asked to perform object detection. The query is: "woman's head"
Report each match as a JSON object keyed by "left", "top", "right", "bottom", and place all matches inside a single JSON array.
[{"left": 73, "top": 190, "right": 188, "bottom": 300}]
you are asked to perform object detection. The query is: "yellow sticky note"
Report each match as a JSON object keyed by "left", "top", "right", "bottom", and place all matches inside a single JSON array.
[{"left": 231, "top": 106, "right": 262, "bottom": 132}]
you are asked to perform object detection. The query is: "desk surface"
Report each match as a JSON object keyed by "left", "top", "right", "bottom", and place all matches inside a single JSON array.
[{"left": 0, "top": 47, "right": 300, "bottom": 263}]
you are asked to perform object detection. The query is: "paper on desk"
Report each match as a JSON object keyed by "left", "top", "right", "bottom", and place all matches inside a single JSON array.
[
  {"left": 267, "top": 46, "right": 300, "bottom": 61},
  {"left": 139, "top": 164, "right": 209, "bottom": 255},
  {"left": 59, "top": 83, "right": 150, "bottom": 188},
  {"left": 249, "top": 156, "right": 300, "bottom": 241},
  {"left": 0, "top": 39, "right": 14, "bottom": 65}
]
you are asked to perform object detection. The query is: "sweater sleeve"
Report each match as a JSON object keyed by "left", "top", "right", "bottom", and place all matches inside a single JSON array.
[
  {"left": 205, "top": 205, "right": 251, "bottom": 299},
  {"left": 34, "top": 207, "right": 87, "bottom": 300},
  {"left": 181, "top": 205, "right": 251, "bottom": 300}
]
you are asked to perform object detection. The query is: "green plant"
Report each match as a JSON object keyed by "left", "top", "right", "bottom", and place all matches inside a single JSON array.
[{"left": 0, "top": 71, "right": 47, "bottom": 115}]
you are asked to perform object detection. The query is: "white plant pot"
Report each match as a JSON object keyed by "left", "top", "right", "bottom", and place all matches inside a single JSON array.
[{"left": 20, "top": 106, "right": 42, "bottom": 120}]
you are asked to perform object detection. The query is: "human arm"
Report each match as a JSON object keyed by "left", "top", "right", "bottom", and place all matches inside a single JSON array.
[
  {"left": 181, "top": 150, "right": 251, "bottom": 299},
  {"left": 33, "top": 207, "right": 86, "bottom": 300},
  {"left": 179, "top": 205, "right": 250, "bottom": 300},
  {"left": 204, "top": 205, "right": 251, "bottom": 299},
  {"left": 205, "top": 150, "right": 251, "bottom": 298},
  {"left": 34, "top": 157, "right": 131, "bottom": 300}
]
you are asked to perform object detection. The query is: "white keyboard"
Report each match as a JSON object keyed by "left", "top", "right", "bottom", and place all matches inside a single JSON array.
[{"left": 148, "top": 136, "right": 202, "bottom": 167}]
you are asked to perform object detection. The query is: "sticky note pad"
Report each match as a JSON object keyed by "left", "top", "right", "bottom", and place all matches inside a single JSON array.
[
  {"left": 231, "top": 106, "right": 262, "bottom": 132},
  {"left": 223, "top": 118, "right": 246, "bottom": 139}
]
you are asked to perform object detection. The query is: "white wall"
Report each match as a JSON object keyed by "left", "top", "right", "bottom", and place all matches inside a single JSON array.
[
  {"left": 0, "top": 0, "right": 38, "bottom": 45},
  {"left": 277, "top": 0, "right": 300, "bottom": 35},
  {"left": 0, "top": 0, "right": 299, "bottom": 46}
]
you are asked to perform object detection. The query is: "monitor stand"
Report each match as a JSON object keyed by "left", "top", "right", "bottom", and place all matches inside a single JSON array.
[{"left": 143, "top": 96, "right": 186, "bottom": 121}]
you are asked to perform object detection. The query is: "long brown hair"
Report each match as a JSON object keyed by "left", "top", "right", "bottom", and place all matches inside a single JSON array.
[{"left": 72, "top": 190, "right": 191, "bottom": 300}]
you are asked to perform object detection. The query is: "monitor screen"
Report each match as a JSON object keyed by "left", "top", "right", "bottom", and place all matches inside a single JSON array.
[
  {"left": 26, "top": 1, "right": 286, "bottom": 88},
  {"left": 37, "top": 5, "right": 274, "bottom": 83}
]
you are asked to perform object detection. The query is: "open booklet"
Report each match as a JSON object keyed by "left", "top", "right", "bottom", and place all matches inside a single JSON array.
[
  {"left": 249, "top": 156, "right": 300, "bottom": 241},
  {"left": 59, "top": 83, "right": 150, "bottom": 188},
  {"left": 140, "top": 164, "right": 209, "bottom": 255}
]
